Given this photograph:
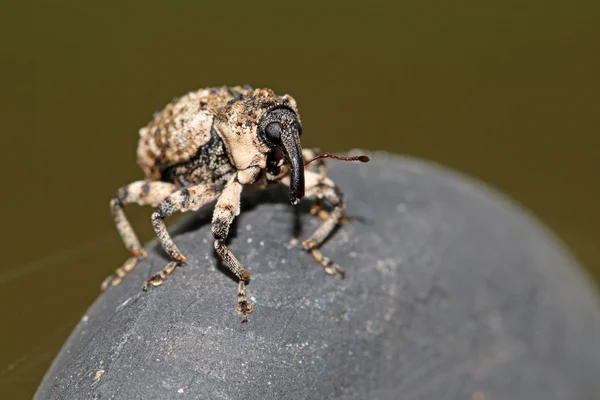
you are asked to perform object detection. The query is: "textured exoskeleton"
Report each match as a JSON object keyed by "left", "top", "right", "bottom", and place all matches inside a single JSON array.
[{"left": 103, "top": 85, "right": 360, "bottom": 322}]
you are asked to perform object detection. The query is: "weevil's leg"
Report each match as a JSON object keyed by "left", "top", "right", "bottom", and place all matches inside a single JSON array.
[
  {"left": 284, "top": 170, "right": 347, "bottom": 278},
  {"left": 302, "top": 148, "right": 354, "bottom": 223},
  {"left": 143, "top": 183, "right": 223, "bottom": 290},
  {"left": 102, "top": 181, "right": 177, "bottom": 291},
  {"left": 309, "top": 199, "right": 330, "bottom": 222},
  {"left": 303, "top": 200, "right": 347, "bottom": 278},
  {"left": 310, "top": 200, "right": 354, "bottom": 223},
  {"left": 236, "top": 281, "right": 254, "bottom": 323},
  {"left": 211, "top": 167, "right": 261, "bottom": 322},
  {"left": 302, "top": 148, "right": 335, "bottom": 221},
  {"left": 112, "top": 181, "right": 176, "bottom": 257}
]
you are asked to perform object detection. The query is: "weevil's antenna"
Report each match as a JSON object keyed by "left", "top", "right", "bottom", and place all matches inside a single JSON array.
[{"left": 304, "top": 153, "right": 370, "bottom": 167}]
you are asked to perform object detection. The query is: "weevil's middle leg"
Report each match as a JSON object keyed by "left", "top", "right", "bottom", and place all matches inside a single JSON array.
[
  {"left": 102, "top": 181, "right": 177, "bottom": 291},
  {"left": 143, "top": 183, "right": 223, "bottom": 290}
]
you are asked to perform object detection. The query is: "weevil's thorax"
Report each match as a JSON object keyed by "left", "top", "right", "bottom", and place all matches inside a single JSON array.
[
  {"left": 214, "top": 88, "right": 301, "bottom": 171},
  {"left": 137, "top": 86, "right": 254, "bottom": 181},
  {"left": 160, "top": 127, "right": 236, "bottom": 188}
]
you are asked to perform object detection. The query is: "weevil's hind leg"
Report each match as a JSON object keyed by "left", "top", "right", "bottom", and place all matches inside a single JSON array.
[
  {"left": 102, "top": 181, "right": 177, "bottom": 291},
  {"left": 100, "top": 257, "right": 137, "bottom": 292},
  {"left": 144, "top": 183, "right": 223, "bottom": 290},
  {"left": 211, "top": 167, "right": 261, "bottom": 322}
]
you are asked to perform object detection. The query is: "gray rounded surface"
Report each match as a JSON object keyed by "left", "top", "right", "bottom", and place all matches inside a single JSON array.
[{"left": 35, "top": 152, "right": 600, "bottom": 400}]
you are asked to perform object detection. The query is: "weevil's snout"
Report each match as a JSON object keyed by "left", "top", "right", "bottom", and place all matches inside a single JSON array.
[
  {"left": 281, "top": 128, "right": 304, "bottom": 204},
  {"left": 259, "top": 107, "right": 305, "bottom": 205}
]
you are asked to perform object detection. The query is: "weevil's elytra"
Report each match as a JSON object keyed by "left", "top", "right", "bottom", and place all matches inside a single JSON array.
[{"left": 102, "top": 85, "right": 370, "bottom": 322}]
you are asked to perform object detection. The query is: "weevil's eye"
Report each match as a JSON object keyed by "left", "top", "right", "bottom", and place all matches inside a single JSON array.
[{"left": 264, "top": 122, "right": 282, "bottom": 143}]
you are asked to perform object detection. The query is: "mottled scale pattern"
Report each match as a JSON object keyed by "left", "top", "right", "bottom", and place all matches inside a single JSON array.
[
  {"left": 159, "top": 128, "right": 235, "bottom": 188},
  {"left": 137, "top": 85, "right": 253, "bottom": 180}
]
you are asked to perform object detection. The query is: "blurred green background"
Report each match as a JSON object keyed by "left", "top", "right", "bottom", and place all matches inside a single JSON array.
[{"left": 1, "top": 0, "right": 599, "bottom": 398}]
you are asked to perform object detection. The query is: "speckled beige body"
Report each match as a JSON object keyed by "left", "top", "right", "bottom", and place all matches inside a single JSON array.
[
  {"left": 104, "top": 85, "right": 358, "bottom": 323},
  {"left": 137, "top": 86, "right": 300, "bottom": 180}
]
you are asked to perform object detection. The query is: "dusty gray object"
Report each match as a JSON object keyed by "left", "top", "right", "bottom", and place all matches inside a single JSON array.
[{"left": 35, "top": 152, "right": 600, "bottom": 400}]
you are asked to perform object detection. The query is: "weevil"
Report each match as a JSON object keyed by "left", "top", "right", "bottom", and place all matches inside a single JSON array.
[{"left": 101, "top": 86, "right": 369, "bottom": 322}]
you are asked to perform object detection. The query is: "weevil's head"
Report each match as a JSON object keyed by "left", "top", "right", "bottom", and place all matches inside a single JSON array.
[
  {"left": 214, "top": 88, "right": 305, "bottom": 205},
  {"left": 258, "top": 105, "right": 305, "bottom": 205}
]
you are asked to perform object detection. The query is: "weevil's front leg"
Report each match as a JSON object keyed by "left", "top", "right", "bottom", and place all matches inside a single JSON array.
[
  {"left": 302, "top": 148, "right": 331, "bottom": 221},
  {"left": 102, "top": 181, "right": 177, "bottom": 291},
  {"left": 284, "top": 170, "right": 347, "bottom": 278},
  {"left": 212, "top": 167, "right": 261, "bottom": 322},
  {"left": 236, "top": 281, "right": 254, "bottom": 323},
  {"left": 143, "top": 183, "right": 223, "bottom": 290},
  {"left": 303, "top": 194, "right": 347, "bottom": 278},
  {"left": 302, "top": 148, "right": 343, "bottom": 223}
]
